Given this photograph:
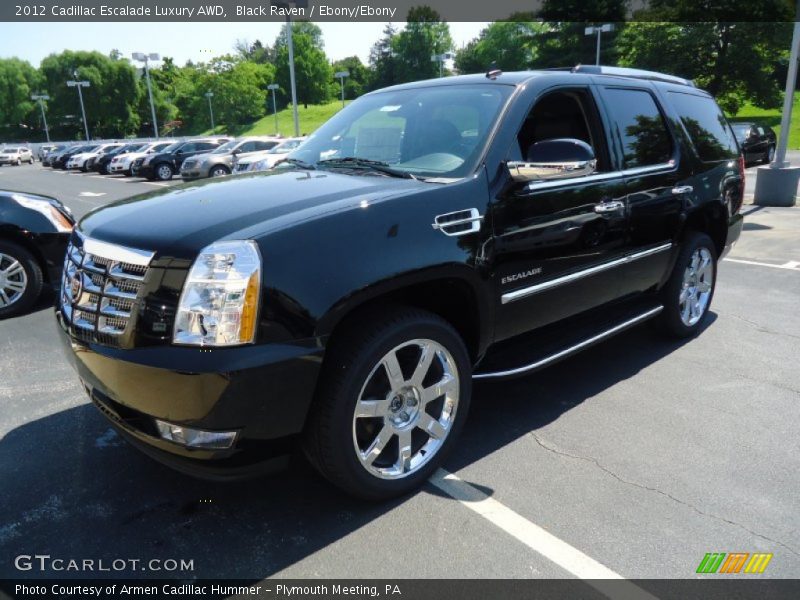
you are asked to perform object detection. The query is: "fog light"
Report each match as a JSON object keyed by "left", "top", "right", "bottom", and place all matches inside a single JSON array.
[{"left": 155, "top": 420, "right": 238, "bottom": 450}]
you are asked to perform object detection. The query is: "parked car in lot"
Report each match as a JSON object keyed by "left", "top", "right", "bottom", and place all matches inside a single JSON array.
[
  {"left": 0, "top": 147, "right": 34, "bottom": 166},
  {"left": 109, "top": 141, "right": 173, "bottom": 176},
  {"left": 93, "top": 143, "right": 147, "bottom": 175},
  {"left": 38, "top": 144, "right": 58, "bottom": 162},
  {"left": 55, "top": 66, "right": 743, "bottom": 499},
  {"left": 1, "top": 190, "right": 74, "bottom": 318},
  {"left": 731, "top": 122, "right": 777, "bottom": 165},
  {"left": 41, "top": 144, "right": 72, "bottom": 167},
  {"left": 67, "top": 143, "right": 124, "bottom": 171},
  {"left": 51, "top": 144, "right": 98, "bottom": 170},
  {"left": 180, "top": 137, "right": 281, "bottom": 181},
  {"left": 138, "top": 138, "right": 230, "bottom": 181},
  {"left": 235, "top": 137, "right": 306, "bottom": 173}
]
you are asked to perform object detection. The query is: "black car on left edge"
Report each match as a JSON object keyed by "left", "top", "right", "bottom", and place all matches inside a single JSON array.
[
  {"left": 0, "top": 190, "right": 74, "bottom": 317},
  {"left": 731, "top": 122, "right": 777, "bottom": 164}
]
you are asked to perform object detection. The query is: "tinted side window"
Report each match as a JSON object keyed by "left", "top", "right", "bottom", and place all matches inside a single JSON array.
[
  {"left": 197, "top": 142, "right": 217, "bottom": 151},
  {"left": 667, "top": 91, "right": 738, "bottom": 162},
  {"left": 254, "top": 141, "right": 276, "bottom": 151},
  {"left": 178, "top": 143, "right": 195, "bottom": 153},
  {"left": 238, "top": 142, "right": 256, "bottom": 153},
  {"left": 603, "top": 88, "right": 672, "bottom": 168}
]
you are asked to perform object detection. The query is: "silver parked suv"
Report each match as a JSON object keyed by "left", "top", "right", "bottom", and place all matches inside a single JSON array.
[{"left": 180, "top": 137, "right": 281, "bottom": 180}]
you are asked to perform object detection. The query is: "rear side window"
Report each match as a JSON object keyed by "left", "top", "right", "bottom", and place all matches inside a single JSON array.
[
  {"left": 667, "top": 91, "right": 738, "bottom": 162},
  {"left": 602, "top": 88, "right": 672, "bottom": 168}
]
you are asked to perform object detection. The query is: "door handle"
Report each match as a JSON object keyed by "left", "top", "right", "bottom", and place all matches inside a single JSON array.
[
  {"left": 594, "top": 200, "right": 625, "bottom": 213},
  {"left": 672, "top": 185, "right": 693, "bottom": 195}
]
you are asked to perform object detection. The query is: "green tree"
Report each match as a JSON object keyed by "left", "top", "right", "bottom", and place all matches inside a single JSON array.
[
  {"left": 393, "top": 7, "right": 453, "bottom": 82},
  {"left": 39, "top": 50, "right": 140, "bottom": 139},
  {"left": 0, "top": 58, "right": 41, "bottom": 138},
  {"left": 331, "top": 56, "right": 369, "bottom": 101},
  {"left": 275, "top": 22, "right": 332, "bottom": 108},
  {"left": 454, "top": 15, "right": 544, "bottom": 74},
  {"left": 368, "top": 23, "right": 400, "bottom": 90}
]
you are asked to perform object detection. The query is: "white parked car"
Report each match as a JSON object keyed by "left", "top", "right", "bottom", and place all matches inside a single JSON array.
[
  {"left": 234, "top": 138, "right": 306, "bottom": 173},
  {"left": 0, "top": 147, "right": 34, "bottom": 166},
  {"left": 108, "top": 141, "right": 174, "bottom": 176},
  {"left": 66, "top": 143, "right": 124, "bottom": 171}
]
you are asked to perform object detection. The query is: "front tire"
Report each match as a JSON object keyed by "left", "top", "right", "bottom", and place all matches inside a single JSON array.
[
  {"left": 154, "top": 163, "right": 173, "bottom": 181},
  {"left": 657, "top": 232, "right": 717, "bottom": 338},
  {"left": 210, "top": 165, "right": 230, "bottom": 177},
  {"left": 0, "top": 241, "right": 43, "bottom": 319},
  {"left": 305, "top": 307, "right": 471, "bottom": 500}
]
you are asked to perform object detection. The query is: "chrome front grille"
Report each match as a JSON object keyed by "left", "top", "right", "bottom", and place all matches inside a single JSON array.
[
  {"left": 60, "top": 234, "right": 154, "bottom": 346},
  {"left": 236, "top": 162, "right": 250, "bottom": 172}
]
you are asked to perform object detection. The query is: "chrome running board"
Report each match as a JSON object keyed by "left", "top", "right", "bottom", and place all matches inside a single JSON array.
[{"left": 473, "top": 305, "right": 664, "bottom": 380}]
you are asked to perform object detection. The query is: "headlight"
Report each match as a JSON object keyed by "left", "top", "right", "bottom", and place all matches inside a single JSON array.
[
  {"left": 12, "top": 194, "right": 73, "bottom": 232},
  {"left": 250, "top": 159, "right": 269, "bottom": 171},
  {"left": 173, "top": 240, "right": 261, "bottom": 347}
]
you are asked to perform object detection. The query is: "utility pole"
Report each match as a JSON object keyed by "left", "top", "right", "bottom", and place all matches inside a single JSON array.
[
  {"left": 205, "top": 91, "right": 215, "bottom": 130},
  {"left": 31, "top": 94, "right": 50, "bottom": 142},
  {"left": 66, "top": 74, "right": 91, "bottom": 140},
  {"left": 334, "top": 71, "right": 349, "bottom": 108},
  {"left": 132, "top": 52, "right": 160, "bottom": 138},
  {"left": 584, "top": 24, "right": 614, "bottom": 65},
  {"left": 267, "top": 84, "right": 280, "bottom": 134}
]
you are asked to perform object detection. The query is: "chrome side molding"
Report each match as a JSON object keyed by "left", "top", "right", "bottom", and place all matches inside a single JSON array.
[
  {"left": 473, "top": 305, "right": 664, "bottom": 380},
  {"left": 501, "top": 243, "right": 673, "bottom": 305}
]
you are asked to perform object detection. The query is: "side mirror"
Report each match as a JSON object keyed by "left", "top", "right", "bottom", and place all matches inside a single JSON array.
[{"left": 507, "top": 138, "right": 597, "bottom": 183}]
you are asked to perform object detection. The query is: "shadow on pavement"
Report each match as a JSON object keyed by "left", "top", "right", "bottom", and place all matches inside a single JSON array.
[{"left": 0, "top": 315, "right": 714, "bottom": 579}]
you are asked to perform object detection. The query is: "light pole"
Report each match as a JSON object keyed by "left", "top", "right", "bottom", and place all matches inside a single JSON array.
[
  {"left": 272, "top": 1, "right": 306, "bottom": 137},
  {"left": 132, "top": 52, "right": 160, "bottom": 138},
  {"left": 205, "top": 91, "right": 215, "bottom": 130},
  {"left": 31, "top": 94, "right": 50, "bottom": 142},
  {"left": 66, "top": 75, "right": 91, "bottom": 141},
  {"left": 267, "top": 84, "right": 280, "bottom": 134},
  {"left": 334, "top": 70, "right": 349, "bottom": 108},
  {"left": 584, "top": 24, "right": 614, "bottom": 66},
  {"left": 430, "top": 52, "right": 453, "bottom": 78}
]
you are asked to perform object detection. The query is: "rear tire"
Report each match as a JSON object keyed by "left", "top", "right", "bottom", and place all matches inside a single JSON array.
[
  {"left": 154, "top": 163, "right": 173, "bottom": 181},
  {"left": 657, "top": 232, "right": 717, "bottom": 338},
  {"left": 0, "top": 240, "right": 43, "bottom": 319},
  {"left": 304, "top": 307, "right": 471, "bottom": 500},
  {"left": 210, "top": 165, "right": 230, "bottom": 177}
]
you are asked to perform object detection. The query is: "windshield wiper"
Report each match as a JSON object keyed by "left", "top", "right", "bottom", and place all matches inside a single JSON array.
[
  {"left": 317, "top": 157, "right": 416, "bottom": 180},
  {"left": 275, "top": 157, "right": 317, "bottom": 170}
]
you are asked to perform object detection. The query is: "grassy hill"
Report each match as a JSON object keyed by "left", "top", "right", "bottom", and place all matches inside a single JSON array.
[{"left": 202, "top": 101, "right": 345, "bottom": 138}]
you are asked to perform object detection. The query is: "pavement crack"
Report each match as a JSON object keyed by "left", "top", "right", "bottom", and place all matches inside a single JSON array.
[
  {"left": 529, "top": 433, "right": 800, "bottom": 557},
  {"left": 726, "top": 313, "right": 800, "bottom": 341}
]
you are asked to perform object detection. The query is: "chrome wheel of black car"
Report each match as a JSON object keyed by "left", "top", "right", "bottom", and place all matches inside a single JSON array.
[
  {"left": 766, "top": 145, "right": 775, "bottom": 163},
  {"left": 0, "top": 252, "right": 27, "bottom": 308},
  {"left": 679, "top": 247, "right": 714, "bottom": 327},
  {"left": 353, "top": 339, "right": 460, "bottom": 480},
  {"left": 156, "top": 163, "right": 173, "bottom": 181}
]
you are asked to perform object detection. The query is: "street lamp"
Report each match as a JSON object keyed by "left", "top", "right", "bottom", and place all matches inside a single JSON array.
[
  {"left": 430, "top": 52, "right": 454, "bottom": 78},
  {"left": 205, "top": 91, "right": 215, "bottom": 130},
  {"left": 272, "top": 1, "right": 307, "bottom": 137},
  {"left": 334, "top": 70, "right": 349, "bottom": 108},
  {"left": 132, "top": 52, "right": 160, "bottom": 138},
  {"left": 30, "top": 94, "right": 50, "bottom": 142},
  {"left": 267, "top": 84, "right": 280, "bottom": 134},
  {"left": 584, "top": 24, "right": 614, "bottom": 66},
  {"left": 66, "top": 75, "right": 91, "bottom": 141}
]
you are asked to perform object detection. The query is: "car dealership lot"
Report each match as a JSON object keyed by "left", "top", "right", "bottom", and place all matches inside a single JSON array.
[{"left": 0, "top": 165, "right": 798, "bottom": 581}]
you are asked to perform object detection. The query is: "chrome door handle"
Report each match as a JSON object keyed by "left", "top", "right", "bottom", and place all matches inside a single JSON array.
[
  {"left": 672, "top": 185, "right": 693, "bottom": 195},
  {"left": 594, "top": 200, "right": 625, "bottom": 213}
]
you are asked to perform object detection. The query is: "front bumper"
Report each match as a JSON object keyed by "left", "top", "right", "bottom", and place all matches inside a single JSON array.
[
  {"left": 55, "top": 313, "right": 324, "bottom": 480},
  {"left": 108, "top": 163, "right": 131, "bottom": 174}
]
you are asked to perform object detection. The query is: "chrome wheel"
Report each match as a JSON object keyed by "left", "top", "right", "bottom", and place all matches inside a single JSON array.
[
  {"left": 767, "top": 146, "right": 775, "bottom": 163},
  {"left": 353, "top": 339, "right": 459, "bottom": 480},
  {"left": 0, "top": 253, "right": 28, "bottom": 308},
  {"left": 156, "top": 164, "right": 173, "bottom": 180},
  {"left": 679, "top": 247, "right": 713, "bottom": 326}
]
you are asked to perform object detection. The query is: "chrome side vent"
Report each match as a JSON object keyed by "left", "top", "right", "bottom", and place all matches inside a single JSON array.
[{"left": 432, "top": 208, "right": 483, "bottom": 237}]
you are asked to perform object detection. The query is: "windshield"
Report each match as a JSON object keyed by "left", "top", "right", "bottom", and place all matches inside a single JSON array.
[
  {"left": 288, "top": 84, "right": 513, "bottom": 179},
  {"left": 268, "top": 139, "right": 303, "bottom": 154},
  {"left": 211, "top": 141, "right": 238, "bottom": 154},
  {"left": 4, "top": 148, "right": 20, "bottom": 153}
]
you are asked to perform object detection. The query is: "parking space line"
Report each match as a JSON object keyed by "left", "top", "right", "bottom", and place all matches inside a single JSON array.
[
  {"left": 143, "top": 182, "right": 169, "bottom": 187},
  {"left": 430, "top": 469, "right": 657, "bottom": 599},
  {"left": 724, "top": 258, "right": 800, "bottom": 271}
]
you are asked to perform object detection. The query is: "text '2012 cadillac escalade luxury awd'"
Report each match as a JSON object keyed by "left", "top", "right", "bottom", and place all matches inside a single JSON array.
[{"left": 56, "top": 66, "right": 744, "bottom": 499}]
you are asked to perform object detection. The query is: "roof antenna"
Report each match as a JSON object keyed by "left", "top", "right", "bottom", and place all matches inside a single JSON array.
[{"left": 486, "top": 62, "right": 502, "bottom": 80}]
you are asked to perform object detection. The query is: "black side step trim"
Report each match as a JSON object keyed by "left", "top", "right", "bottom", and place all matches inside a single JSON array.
[{"left": 473, "top": 305, "right": 663, "bottom": 380}]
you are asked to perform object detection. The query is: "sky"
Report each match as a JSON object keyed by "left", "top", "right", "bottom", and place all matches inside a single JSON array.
[{"left": 0, "top": 22, "right": 489, "bottom": 67}]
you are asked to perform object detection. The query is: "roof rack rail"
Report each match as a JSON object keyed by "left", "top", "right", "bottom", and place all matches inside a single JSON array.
[{"left": 548, "top": 65, "right": 695, "bottom": 87}]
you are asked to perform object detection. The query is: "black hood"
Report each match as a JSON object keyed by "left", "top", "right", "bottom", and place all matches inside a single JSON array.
[{"left": 78, "top": 170, "right": 423, "bottom": 259}]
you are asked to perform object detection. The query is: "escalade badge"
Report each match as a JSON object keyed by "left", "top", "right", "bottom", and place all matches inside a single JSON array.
[{"left": 502, "top": 268, "right": 542, "bottom": 285}]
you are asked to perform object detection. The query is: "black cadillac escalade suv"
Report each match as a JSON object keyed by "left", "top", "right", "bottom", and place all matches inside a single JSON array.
[{"left": 56, "top": 66, "right": 744, "bottom": 499}]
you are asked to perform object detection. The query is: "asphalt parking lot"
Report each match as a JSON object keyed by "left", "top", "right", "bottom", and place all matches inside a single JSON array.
[{"left": 0, "top": 162, "right": 798, "bottom": 583}]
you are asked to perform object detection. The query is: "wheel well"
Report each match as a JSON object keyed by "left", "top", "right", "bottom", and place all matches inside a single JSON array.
[
  {"left": 0, "top": 232, "right": 50, "bottom": 283},
  {"left": 326, "top": 278, "right": 483, "bottom": 363},
  {"left": 683, "top": 205, "right": 727, "bottom": 257}
]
